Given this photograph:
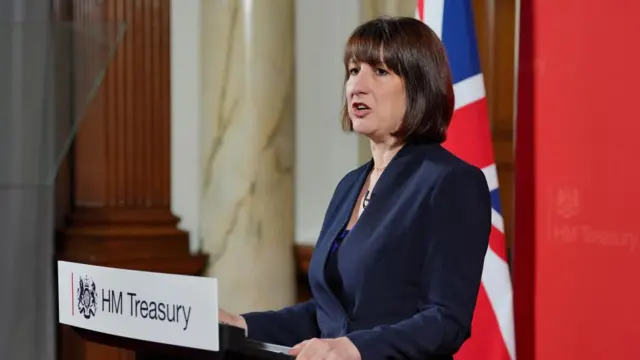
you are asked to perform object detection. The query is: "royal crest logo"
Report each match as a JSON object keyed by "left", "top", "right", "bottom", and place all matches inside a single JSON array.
[
  {"left": 556, "top": 188, "right": 581, "bottom": 219},
  {"left": 77, "top": 275, "right": 98, "bottom": 319}
]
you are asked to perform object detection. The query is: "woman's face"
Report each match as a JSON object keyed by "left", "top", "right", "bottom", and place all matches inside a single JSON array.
[{"left": 345, "top": 60, "right": 406, "bottom": 141}]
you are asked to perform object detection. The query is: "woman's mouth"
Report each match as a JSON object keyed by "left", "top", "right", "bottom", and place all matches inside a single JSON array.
[{"left": 352, "top": 102, "right": 372, "bottom": 117}]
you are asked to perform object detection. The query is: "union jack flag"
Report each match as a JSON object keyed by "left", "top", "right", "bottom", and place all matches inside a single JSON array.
[{"left": 416, "top": 1, "right": 516, "bottom": 360}]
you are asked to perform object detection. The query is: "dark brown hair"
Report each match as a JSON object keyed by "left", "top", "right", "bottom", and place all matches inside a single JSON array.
[{"left": 341, "top": 16, "right": 455, "bottom": 144}]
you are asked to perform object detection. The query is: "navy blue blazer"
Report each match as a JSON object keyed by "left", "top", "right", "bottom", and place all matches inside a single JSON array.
[{"left": 242, "top": 142, "right": 491, "bottom": 360}]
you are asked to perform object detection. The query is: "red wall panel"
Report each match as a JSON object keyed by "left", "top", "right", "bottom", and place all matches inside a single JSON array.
[{"left": 516, "top": 1, "right": 640, "bottom": 359}]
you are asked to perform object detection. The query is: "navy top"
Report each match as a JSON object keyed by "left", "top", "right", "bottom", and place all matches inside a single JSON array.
[
  {"left": 242, "top": 142, "right": 492, "bottom": 360},
  {"left": 325, "top": 228, "right": 351, "bottom": 311}
]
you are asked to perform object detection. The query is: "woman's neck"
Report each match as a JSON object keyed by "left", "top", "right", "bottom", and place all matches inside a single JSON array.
[{"left": 369, "top": 139, "right": 404, "bottom": 170}]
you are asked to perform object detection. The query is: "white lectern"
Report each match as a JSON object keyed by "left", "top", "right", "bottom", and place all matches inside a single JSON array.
[{"left": 57, "top": 261, "right": 293, "bottom": 360}]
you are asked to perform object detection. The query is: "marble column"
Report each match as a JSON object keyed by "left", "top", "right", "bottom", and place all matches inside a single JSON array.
[{"left": 199, "top": 0, "right": 296, "bottom": 314}]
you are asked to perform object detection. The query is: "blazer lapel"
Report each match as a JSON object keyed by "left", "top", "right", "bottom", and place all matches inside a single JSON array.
[
  {"left": 313, "top": 161, "right": 372, "bottom": 316},
  {"left": 316, "top": 160, "right": 371, "bottom": 269},
  {"left": 342, "top": 143, "right": 423, "bottom": 242},
  {"left": 316, "top": 143, "right": 423, "bottom": 263},
  {"left": 310, "top": 143, "right": 431, "bottom": 320}
]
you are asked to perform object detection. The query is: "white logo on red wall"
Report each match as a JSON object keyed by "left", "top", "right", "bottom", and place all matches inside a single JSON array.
[
  {"left": 76, "top": 275, "right": 98, "bottom": 319},
  {"left": 556, "top": 188, "right": 581, "bottom": 219}
]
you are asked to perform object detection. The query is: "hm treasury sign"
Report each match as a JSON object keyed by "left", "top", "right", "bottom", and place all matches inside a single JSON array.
[{"left": 57, "top": 261, "right": 220, "bottom": 351}]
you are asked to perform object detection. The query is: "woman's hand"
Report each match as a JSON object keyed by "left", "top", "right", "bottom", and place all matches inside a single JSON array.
[
  {"left": 218, "top": 308, "right": 247, "bottom": 332},
  {"left": 289, "top": 337, "right": 361, "bottom": 360}
]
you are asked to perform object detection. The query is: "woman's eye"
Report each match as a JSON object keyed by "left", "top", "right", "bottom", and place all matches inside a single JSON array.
[
  {"left": 375, "top": 68, "right": 388, "bottom": 76},
  {"left": 349, "top": 68, "right": 359, "bottom": 76}
]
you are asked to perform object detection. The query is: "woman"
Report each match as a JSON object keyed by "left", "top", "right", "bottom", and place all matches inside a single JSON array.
[{"left": 220, "top": 16, "right": 491, "bottom": 360}]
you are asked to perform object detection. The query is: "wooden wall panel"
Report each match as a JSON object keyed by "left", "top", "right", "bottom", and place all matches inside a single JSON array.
[
  {"left": 473, "top": 0, "right": 517, "bottom": 251},
  {"left": 54, "top": 1, "right": 207, "bottom": 359}
]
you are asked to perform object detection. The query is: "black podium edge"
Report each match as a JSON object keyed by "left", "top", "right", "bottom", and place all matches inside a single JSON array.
[
  {"left": 67, "top": 323, "right": 245, "bottom": 359},
  {"left": 66, "top": 323, "right": 293, "bottom": 360}
]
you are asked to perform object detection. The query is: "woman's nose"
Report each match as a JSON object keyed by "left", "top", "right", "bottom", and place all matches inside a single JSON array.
[{"left": 350, "top": 74, "right": 371, "bottom": 96}]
